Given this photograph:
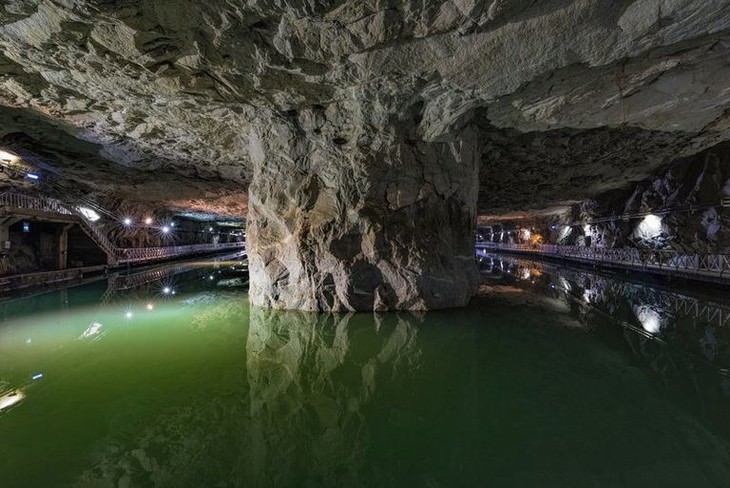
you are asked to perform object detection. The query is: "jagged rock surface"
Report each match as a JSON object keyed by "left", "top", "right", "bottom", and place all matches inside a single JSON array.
[
  {"left": 1, "top": 1, "right": 730, "bottom": 308},
  {"left": 247, "top": 112, "right": 480, "bottom": 310}
]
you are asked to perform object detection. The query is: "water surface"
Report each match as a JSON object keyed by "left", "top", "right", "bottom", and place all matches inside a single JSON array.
[{"left": 1, "top": 255, "right": 730, "bottom": 487}]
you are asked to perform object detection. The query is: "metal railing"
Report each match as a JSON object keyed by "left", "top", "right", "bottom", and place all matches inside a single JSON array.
[
  {"left": 476, "top": 242, "right": 730, "bottom": 278},
  {"left": 0, "top": 191, "right": 74, "bottom": 216},
  {"left": 1, "top": 191, "right": 245, "bottom": 266},
  {"left": 116, "top": 242, "right": 245, "bottom": 263},
  {"left": 79, "top": 218, "right": 117, "bottom": 257}
]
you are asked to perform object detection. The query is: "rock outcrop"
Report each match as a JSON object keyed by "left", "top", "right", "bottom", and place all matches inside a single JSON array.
[{"left": 247, "top": 108, "right": 480, "bottom": 310}]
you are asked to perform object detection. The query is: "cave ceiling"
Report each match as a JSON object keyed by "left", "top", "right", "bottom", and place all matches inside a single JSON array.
[{"left": 0, "top": 0, "right": 729, "bottom": 218}]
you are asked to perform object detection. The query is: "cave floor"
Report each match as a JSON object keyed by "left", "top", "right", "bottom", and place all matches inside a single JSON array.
[{"left": 1, "top": 256, "right": 730, "bottom": 487}]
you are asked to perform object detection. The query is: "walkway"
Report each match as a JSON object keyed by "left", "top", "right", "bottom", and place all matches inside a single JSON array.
[
  {"left": 476, "top": 241, "right": 730, "bottom": 285},
  {"left": 1, "top": 191, "right": 244, "bottom": 265}
]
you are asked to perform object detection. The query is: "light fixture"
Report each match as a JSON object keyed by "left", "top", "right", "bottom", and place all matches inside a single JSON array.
[
  {"left": 170, "top": 222, "right": 175, "bottom": 227},
  {"left": 146, "top": 303, "right": 154, "bottom": 311},
  {"left": 163, "top": 287, "right": 171, "bottom": 295},
  {"left": 78, "top": 206, "right": 101, "bottom": 222},
  {"left": 0, "top": 149, "right": 19, "bottom": 163},
  {"left": 125, "top": 311, "right": 134, "bottom": 319},
  {"left": 144, "top": 217, "right": 153, "bottom": 225},
  {"left": 162, "top": 225, "right": 171, "bottom": 234},
  {"left": 123, "top": 217, "right": 132, "bottom": 226},
  {"left": 25, "top": 172, "right": 40, "bottom": 181},
  {"left": 209, "top": 227, "right": 214, "bottom": 232},
  {"left": 636, "top": 214, "right": 663, "bottom": 238}
]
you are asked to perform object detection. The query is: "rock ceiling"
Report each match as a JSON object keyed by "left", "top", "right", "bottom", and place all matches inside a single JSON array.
[{"left": 0, "top": 0, "right": 729, "bottom": 217}]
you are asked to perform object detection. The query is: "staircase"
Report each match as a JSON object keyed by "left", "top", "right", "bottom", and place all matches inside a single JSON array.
[
  {"left": 0, "top": 191, "right": 118, "bottom": 264},
  {"left": 0, "top": 191, "right": 245, "bottom": 267},
  {"left": 76, "top": 217, "right": 117, "bottom": 265}
]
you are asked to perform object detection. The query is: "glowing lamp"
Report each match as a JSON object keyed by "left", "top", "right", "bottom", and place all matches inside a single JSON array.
[
  {"left": 162, "top": 226, "right": 171, "bottom": 234},
  {"left": 0, "top": 149, "right": 19, "bottom": 163},
  {"left": 78, "top": 207, "right": 101, "bottom": 222},
  {"left": 144, "top": 217, "right": 153, "bottom": 225},
  {"left": 637, "top": 214, "right": 663, "bottom": 238},
  {"left": 123, "top": 217, "right": 132, "bottom": 226}
]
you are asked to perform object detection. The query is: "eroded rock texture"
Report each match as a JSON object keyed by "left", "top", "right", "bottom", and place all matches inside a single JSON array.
[
  {"left": 1, "top": 1, "right": 730, "bottom": 308},
  {"left": 248, "top": 109, "right": 480, "bottom": 310}
]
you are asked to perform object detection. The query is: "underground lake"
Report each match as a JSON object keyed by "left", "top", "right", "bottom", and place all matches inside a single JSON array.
[{"left": 1, "top": 254, "right": 729, "bottom": 487}]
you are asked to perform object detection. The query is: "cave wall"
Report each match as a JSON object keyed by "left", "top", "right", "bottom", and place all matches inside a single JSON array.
[
  {"left": 1, "top": 1, "right": 730, "bottom": 307},
  {"left": 481, "top": 142, "right": 730, "bottom": 253}
]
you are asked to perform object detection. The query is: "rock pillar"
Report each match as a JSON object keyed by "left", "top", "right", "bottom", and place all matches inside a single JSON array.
[{"left": 246, "top": 112, "right": 480, "bottom": 311}]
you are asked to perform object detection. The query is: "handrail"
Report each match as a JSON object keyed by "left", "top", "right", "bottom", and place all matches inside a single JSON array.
[
  {"left": 116, "top": 242, "right": 245, "bottom": 263},
  {"left": 1, "top": 191, "right": 246, "bottom": 266},
  {"left": 476, "top": 242, "right": 730, "bottom": 278},
  {"left": 0, "top": 191, "right": 74, "bottom": 215}
]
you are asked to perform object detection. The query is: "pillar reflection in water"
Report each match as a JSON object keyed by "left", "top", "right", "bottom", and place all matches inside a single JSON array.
[{"left": 246, "top": 307, "right": 420, "bottom": 487}]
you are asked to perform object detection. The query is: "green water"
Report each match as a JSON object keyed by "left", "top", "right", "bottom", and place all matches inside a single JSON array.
[{"left": 2, "top": 258, "right": 730, "bottom": 487}]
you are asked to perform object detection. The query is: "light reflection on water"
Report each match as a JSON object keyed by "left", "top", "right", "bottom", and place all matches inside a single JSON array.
[{"left": 0, "top": 256, "right": 730, "bottom": 486}]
